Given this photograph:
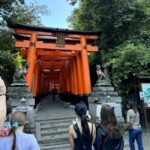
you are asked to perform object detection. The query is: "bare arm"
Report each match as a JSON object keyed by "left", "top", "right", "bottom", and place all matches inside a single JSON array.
[
  {"left": 0, "top": 77, "right": 6, "bottom": 132},
  {"left": 92, "top": 124, "right": 96, "bottom": 145},
  {"left": 0, "top": 96, "right": 6, "bottom": 132},
  {"left": 126, "top": 110, "right": 130, "bottom": 123},
  {"left": 68, "top": 126, "right": 74, "bottom": 150}
]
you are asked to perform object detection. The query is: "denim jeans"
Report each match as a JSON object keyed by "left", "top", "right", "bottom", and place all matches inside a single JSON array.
[{"left": 129, "top": 128, "right": 144, "bottom": 150}]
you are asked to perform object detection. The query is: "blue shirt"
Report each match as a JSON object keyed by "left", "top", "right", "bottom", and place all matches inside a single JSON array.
[{"left": 0, "top": 132, "right": 40, "bottom": 150}]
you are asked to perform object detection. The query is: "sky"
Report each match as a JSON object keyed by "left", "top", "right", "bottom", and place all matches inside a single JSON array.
[{"left": 25, "top": 0, "right": 78, "bottom": 29}]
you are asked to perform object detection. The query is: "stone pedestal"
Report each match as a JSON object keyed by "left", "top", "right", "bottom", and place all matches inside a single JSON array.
[
  {"left": 89, "top": 79, "right": 124, "bottom": 124},
  {"left": 7, "top": 79, "right": 35, "bottom": 124}
]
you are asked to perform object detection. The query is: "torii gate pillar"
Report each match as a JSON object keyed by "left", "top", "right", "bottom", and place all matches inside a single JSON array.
[
  {"left": 26, "top": 33, "right": 37, "bottom": 91},
  {"left": 81, "top": 37, "right": 91, "bottom": 94}
]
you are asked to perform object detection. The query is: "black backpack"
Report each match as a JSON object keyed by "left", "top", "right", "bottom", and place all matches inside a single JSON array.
[{"left": 94, "top": 124, "right": 106, "bottom": 150}]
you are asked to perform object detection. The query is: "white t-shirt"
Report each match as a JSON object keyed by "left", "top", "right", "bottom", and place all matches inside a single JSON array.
[
  {"left": 0, "top": 132, "right": 40, "bottom": 150},
  {"left": 127, "top": 109, "right": 141, "bottom": 129}
]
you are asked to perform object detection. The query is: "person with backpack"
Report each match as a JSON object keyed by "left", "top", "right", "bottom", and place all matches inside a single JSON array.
[
  {"left": 0, "top": 112, "right": 40, "bottom": 150},
  {"left": 126, "top": 102, "right": 144, "bottom": 150},
  {"left": 94, "top": 104, "right": 124, "bottom": 150},
  {"left": 68, "top": 102, "right": 96, "bottom": 150}
]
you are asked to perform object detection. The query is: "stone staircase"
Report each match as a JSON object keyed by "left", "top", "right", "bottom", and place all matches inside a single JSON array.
[
  {"left": 34, "top": 95, "right": 75, "bottom": 150},
  {"left": 35, "top": 118, "right": 73, "bottom": 150}
]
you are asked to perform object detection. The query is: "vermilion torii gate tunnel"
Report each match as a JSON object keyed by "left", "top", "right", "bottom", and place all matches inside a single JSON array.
[{"left": 8, "top": 23, "right": 101, "bottom": 107}]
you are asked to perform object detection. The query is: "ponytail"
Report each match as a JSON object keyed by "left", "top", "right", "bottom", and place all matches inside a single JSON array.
[
  {"left": 81, "top": 114, "right": 91, "bottom": 142},
  {"left": 9, "top": 122, "right": 19, "bottom": 150},
  {"left": 75, "top": 102, "right": 91, "bottom": 145},
  {"left": 12, "top": 130, "right": 16, "bottom": 150},
  {"left": 9, "top": 112, "right": 26, "bottom": 150},
  {"left": 8, "top": 127, "right": 17, "bottom": 150}
]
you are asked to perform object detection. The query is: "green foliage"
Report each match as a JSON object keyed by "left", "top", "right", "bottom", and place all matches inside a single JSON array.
[
  {"left": 13, "top": 52, "right": 26, "bottom": 69},
  {"left": 0, "top": 0, "right": 25, "bottom": 26},
  {"left": 0, "top": 0, "right": 50, "bottom": 85},
  {"left": 0, "top": 30, "right": 15, "bottom": 52},
  {"left": 106, "top": 41, "right": 150, "bottom": 92},
  {"left": 0, "top": 50, "right": 16, "bottom": 85},
  {"left": 68, "top": 0, "right": 150, "bottom": 95},
  {"left": 68, "top": 0, "right": 148, "bottom": 49},
  {"left": 8, "top": 3, "right": 50, "bottom": 25}
]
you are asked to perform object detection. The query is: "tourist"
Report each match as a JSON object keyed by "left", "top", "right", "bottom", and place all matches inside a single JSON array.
[
  {"left": 126, "top": 102, "right": 144, "bottom": 150},
  {"left": 94, "top": 104, "right": 124, "bottom": 150},
  {"left": 0, "top": 76, "right": 6, "bottom": 133},
  {"left": 52, "top": 84, "right": 57, "bottom": 101},
  {"left": 68, "top": 102, "right": 96, "bottom": 150},
  {"left": 0, "top": 112, "right": 40, "bottom": 150},
  {"left": 0, "top": 102, "right": 12, "bottom": 138}
]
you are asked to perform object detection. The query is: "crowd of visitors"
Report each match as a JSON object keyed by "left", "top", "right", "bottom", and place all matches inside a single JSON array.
[{"left": 0, "top": 76, "right": 144, "bottom": 150}]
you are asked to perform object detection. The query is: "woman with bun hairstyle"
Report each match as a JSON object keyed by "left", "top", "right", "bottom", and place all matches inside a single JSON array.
[
  {"left": 0, "top": 112, "right": 40, "bottom": 150},
  {"left": 68, "top": 102, "right": 96, "bottom": 150}
]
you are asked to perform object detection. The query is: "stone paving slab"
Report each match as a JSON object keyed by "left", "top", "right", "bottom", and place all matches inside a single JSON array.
[
  {"left": 123, "top": 130, "right": 150, "bottom": 150},
  {"left": 35, "top": 95, "right": 76, "bottom": 121}
]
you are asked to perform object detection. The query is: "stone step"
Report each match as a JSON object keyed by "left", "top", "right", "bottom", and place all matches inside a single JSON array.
[
  {"left": 38, "top": 133, "right": 68, "bottom": 145},
  {"left": 98, "top": 96, "right": 122, "bottom": 103},
  {"left": 39, "top": 118, "right": 74, "bottom": 124},
  {"left": 40, "top": 140, "right": 68, "bottom": 147},
  {"left": 41, "top": 128, "right": 68, "bottom": 136},
  {"left": 93, "top": 86, "right": 114, "bottom": 92},
  {"left": 90, "top": 91, "right": 118, "bottom": 97},
  {"left": 40, "top": 121, "right": 71, "bottom": 129},
  {"left": 88, "top": 95, "right": 122, "bottom": 103},
  {"left": 40, "top": 143, "right": 69, "bottom": 150},
  {"left": 35, "top": 116, "right": 74, "bottom": 122}
]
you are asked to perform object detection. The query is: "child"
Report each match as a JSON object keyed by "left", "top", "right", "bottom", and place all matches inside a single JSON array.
[{"left": 0, "top": 112, "right": 40, "bottom": 150}]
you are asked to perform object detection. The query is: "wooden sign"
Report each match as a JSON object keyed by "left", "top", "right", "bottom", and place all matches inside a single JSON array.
[{"left": 56, "top": 32, "right": 66, "bottom": 47}]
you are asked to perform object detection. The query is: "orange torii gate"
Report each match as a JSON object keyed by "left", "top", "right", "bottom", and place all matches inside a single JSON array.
[{"left": 8, "top": 23, "right": 101, "bottom": 103}]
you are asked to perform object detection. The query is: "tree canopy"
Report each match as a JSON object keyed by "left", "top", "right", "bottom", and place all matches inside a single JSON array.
[
  {"left": 68, "top": 0, "right": 150, "bottom": 96},
  {"left": 0, "top": 0, "right": 49, "bottom": 85}
]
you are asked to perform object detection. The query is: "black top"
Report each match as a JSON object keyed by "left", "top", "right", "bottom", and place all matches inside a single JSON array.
[
  {"left": 94, "top": 125, "right": 124, "bottom": 150},
  {"left": 73, "top": 123, "right": 93, "bottom": 150},
  {"left": 103, "top": 136, "right": 124, "bottom": 150}
]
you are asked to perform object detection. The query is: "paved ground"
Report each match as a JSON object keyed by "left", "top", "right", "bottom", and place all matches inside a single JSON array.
[
  {"left": 35, "top": 95, "right": 150, "bottom": 150},
  {"left": 123, "top": 130, "right": 150, "bottom": 150},
  {"left": 35, "top": 94, "right": 76, "bottom": 121}
]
